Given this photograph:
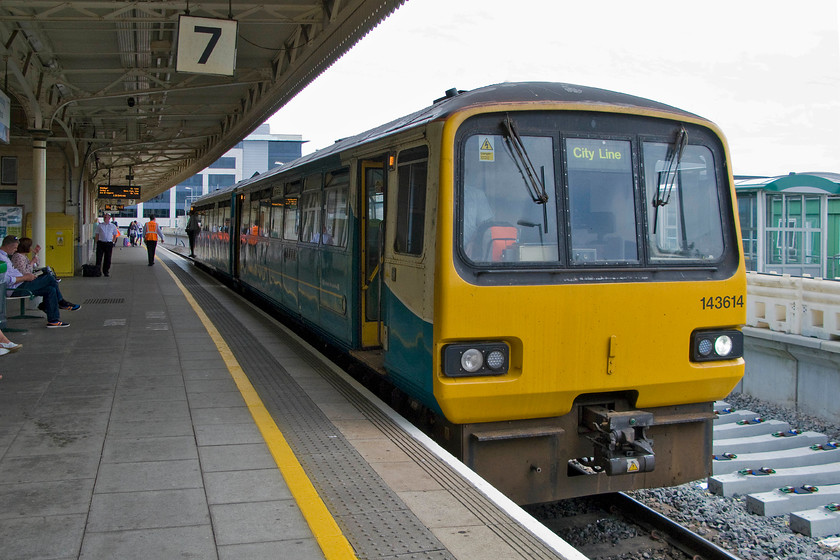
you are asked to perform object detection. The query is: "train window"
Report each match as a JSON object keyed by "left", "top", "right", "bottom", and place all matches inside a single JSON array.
[
  {"left": 283, "top": 180, "right": 301, "bottom": 240},
  {"left": 324, "top": 168, "right": 349, "bottom": 248},
  {"left": 394, "top": 146, "right": 428, "bottom": 256},
  {"left": 248, "top": 197, "right": 261, "bottom": 237},
  {"left": 283, "top": 196, "right": 299, "bottom": 240},
  {"left": 269, "top": 190, "right": 284, "bottom": 239},
  {"left": 301, "top": 174, "right": 323, "bottom": 244},
  {"left": 461, "top": 134, "right": 558, "bottom": 263},
  {"left": 643, "top": 143, "right": 724, "bottom": 262},
  {"left": 566, "top": 138, "right": 638, "bottom": 265}
]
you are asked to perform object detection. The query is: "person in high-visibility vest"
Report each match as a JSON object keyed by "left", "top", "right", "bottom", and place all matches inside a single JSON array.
[{"left": 142, "top": 215, "right": 165, "bottom": 266}]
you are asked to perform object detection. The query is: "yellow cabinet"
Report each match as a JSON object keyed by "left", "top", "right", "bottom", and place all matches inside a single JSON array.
[{"left": 26, "top": 213, "right": 76, "bottom": 277}]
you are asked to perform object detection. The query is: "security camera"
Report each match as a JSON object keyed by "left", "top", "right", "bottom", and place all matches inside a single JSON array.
[{"left": 127, "top": 97, "right": 136, "bottom": 107}]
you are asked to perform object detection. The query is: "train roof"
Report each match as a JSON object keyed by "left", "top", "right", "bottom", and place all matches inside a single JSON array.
[{"left": 195, "top": 82, "right": 701, "bottom": 203}]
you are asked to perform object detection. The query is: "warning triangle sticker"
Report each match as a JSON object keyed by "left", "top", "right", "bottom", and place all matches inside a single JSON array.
[{"left": 480, "top": 138, "right": 493, "bottom": 151}]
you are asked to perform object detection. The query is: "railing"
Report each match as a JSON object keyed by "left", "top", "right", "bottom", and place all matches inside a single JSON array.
[{"left": 747, "top": 271, "right": 840, "bottom": 340}]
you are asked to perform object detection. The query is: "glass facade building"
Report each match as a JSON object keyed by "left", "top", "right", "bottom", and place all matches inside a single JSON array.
[{"left": 735, "top": 173, "right": 840, "bottom": 278}]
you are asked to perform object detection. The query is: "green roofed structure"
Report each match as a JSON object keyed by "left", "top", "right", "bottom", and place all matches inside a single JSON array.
[{"left": 735, "top": 172, "right": 840, "bottom": 277}]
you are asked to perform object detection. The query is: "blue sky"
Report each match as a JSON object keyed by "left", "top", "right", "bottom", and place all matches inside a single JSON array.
[{"left": 269, "top": 0, "right": 840, "bottom": 176}]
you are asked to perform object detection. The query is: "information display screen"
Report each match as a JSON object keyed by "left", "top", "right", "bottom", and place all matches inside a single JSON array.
[{"left": 98, "top": 185, "right": 140, "bottom": 199}]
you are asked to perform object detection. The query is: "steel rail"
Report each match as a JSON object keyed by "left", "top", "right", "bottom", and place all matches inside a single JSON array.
[{"left": 604, "top": 492, "right": 744, "bottom": 560}]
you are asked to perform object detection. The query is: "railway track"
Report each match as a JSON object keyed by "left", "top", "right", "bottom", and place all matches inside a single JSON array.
[
  {"left": 707, "top": 400, "right": 840, "bottom": 539},
  {"left": 529, "top": 492, "right": 742, "bottom": 560}
]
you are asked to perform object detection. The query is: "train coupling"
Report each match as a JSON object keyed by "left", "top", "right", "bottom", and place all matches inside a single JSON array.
[{"left": 584, "top": 406, "right": 656, "bottom": 476}]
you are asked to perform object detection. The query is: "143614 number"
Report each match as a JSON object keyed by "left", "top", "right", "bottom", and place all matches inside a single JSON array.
[{"left": 700, "top": 295, "right": 744, "bottom": 310}]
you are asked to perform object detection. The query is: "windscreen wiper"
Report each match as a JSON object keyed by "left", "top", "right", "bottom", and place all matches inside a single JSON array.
[
  {"left": 652, "top": 126, "right": 688, "bottom": 234},
  {"left": 502, "top": 115, "right": 549, "bottom": 205}
]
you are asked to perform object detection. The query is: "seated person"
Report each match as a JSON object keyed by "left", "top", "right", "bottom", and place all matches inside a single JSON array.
[
  {"left": 0, "top": 235, "right": 79, "bottom": 328},
  {"left": 11, "top": 237, "right": 41, "bottom": 274}
]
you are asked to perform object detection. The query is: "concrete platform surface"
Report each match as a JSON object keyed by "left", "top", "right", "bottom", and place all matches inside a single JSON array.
[{"left": 0, "top": 244, "right": 581, "bottom": 560}]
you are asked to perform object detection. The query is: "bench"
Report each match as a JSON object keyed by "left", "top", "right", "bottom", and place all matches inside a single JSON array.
[{"left": 0, "top": 282, "right": 40, "bottom": 332}]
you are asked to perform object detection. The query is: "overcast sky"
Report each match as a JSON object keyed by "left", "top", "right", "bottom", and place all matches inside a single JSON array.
[{"left": 268, "top": 0, "right": 840, "bottom": 177}]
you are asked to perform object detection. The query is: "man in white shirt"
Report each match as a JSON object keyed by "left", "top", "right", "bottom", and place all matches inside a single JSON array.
[
  {"left": 1, "top": 235, "right": 79, "bottom": 328},
  {"left": 94, "top": 213, "right": 120, "bottom": 277}
]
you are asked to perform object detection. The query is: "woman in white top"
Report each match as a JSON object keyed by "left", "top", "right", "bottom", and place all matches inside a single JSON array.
[{"left": 11, "top": 237, "right": 40, "bottom": 274}]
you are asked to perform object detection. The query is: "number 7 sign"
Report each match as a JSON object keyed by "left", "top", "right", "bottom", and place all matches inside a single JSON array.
[{"left": 176, "top": 15, "right": 238, "bottom": 76}]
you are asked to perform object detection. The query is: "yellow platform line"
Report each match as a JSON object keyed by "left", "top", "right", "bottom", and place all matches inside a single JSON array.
[{"left": 161, "top": 260, "right": 358, "bottom": 560}]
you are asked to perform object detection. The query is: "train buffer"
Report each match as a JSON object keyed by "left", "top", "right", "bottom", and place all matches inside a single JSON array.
[
  {"left": 709, "top": 462, "right": 840, "bottom": 497},
  {"left": 790, "top": 503, "right": 840, "bottom": 538},
  {"left": 712, "top": 442, "right": 840, "bottom": 475},
  {"left": 712, "top": 418, "right": 790, "bottom": 439},
  {"left": 747, "top": 483, "right": 840, "bottom": 516},
  {"left": 712, "top": 430, "right": 827, "bottom": 455}
]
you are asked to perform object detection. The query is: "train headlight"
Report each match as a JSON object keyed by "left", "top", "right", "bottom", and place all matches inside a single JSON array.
[
  {"left": 443, "top": 342, "right": 509, "bottom": 377},
  {"left": 714, "top": 335, "right": 733, "bottom": 357},
  {"left": 460, "top": 349, "right": 484, "bottom": 373},
  {"left": 690, "top": 330, "right": 743, "bottom": 362}
]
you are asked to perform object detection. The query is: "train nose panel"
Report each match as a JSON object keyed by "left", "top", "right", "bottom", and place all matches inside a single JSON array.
[{"left": 584, "top": 406, "right": 656, "bottom": 475}]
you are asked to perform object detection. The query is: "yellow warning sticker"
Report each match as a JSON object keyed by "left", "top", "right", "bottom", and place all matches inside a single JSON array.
[
  {"left": 627, "top": 459, "right": 640, "bottom": 473},
  {"left": 479, "top": 135, "right": 494, "bottom": 162}
]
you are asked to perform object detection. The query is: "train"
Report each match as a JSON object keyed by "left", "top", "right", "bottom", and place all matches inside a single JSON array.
[{"left": 190, "top": 82, "right": 746, "bottom": 504}]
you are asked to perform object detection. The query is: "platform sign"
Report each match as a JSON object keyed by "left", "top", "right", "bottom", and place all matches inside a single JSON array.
[
  {"left": 98, "top": 185, "right": 141, "bottom": 199},
  {"left": 176, "top": 15, "right": 238, "bottom": 76},
  {"left": 0, "top": 205, "right": 23, "bottom": 238}
]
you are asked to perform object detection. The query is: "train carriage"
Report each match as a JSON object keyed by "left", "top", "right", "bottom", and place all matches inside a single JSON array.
[{"left": 191, "top": 82, "right": 746, "bottom": 504}]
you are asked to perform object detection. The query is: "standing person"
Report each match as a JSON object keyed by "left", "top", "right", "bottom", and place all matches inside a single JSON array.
[
  {"left": 128, "top": 220, "right": 140, "bottom": 246},
  {"left": 0, "top": 235, "right": 79, "bottom": 328},
  {"left": 94, "top": 213, "right": 120, "bottom": 277},
  {"left": 143, "top": 215, "right": 165, "bottom": 266},
  {"left": 185, "top": 210, "right": 200, "bottom": 258}
]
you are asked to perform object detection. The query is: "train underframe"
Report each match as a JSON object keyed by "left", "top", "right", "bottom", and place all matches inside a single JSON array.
[{"left": 432, "top": 397, "right": 715, "bottom": 505}]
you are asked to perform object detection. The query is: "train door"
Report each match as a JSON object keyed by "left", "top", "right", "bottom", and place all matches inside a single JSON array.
[
  {"left": 232, "top": 193, "right": 245, "bottom": 279},
  {"left": 360, "top": 161, "right": 385, "bottom": 348}
]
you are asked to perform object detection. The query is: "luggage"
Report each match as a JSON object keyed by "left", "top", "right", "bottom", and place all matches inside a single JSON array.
[
  {"left": 123, "top": 237, "right": 130, "bottom": 247},
  {"left": 82, "top": 264, "right": 101, "bottom": 277}
]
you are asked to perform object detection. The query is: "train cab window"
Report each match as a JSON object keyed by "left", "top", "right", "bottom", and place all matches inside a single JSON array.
[
  {"left": 461, "top": 134, "right": 558, "bottom": 263},
  {"left": 643, "top": 142, "right": 724, "bottom": 262},
  {"left": 301, "top": 174, "right": 323, "bottom": 244},
  {"left": 323, "top": 168, "right": 349, "bottom": 247},
  {"left": 283, "top": 181, "right": 301, "bottom": 241},
  {"left": 566, "top": 138, "right": 638, "bottom": 265},
  {"left": 394, "top": 146, "right": 428, "bottom": 256}
]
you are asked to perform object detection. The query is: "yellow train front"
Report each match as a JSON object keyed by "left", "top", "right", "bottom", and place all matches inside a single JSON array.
[
  {"left": 420, "top": 84, "right": 745, "bottom": 503},
  {"left": 192, "top": 82, "right": 745, "bottom": 504}
]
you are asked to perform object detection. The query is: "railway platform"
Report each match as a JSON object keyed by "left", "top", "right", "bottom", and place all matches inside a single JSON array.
[{"left": 0, "top": 243, "right": 582, "bottom": 560}]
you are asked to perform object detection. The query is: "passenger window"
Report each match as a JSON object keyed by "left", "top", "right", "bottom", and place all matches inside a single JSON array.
[
  {"left": 283, "top": 180, "right": 301, "bottom": 241},
  {"left": 269, "top": 186, "right": 284, "bottom": 238},
  {"left": 246, "top": 188, "right": 270, "bottom": 237},
  {"left": 300, "top": 174, "right": 322, "bottom": 244},
  {"left": 566, "top": 138, "right": 638, "bottom": 264},
  {"left": 394, "top": 146, "right": 428, "bottom": 256},
  {"left": 323, "top": 168, "right": 349, "bottom": 247}
]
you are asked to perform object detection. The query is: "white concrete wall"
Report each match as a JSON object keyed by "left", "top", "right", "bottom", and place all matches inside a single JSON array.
[{"left": 740, "top": 327, "right": 840, "bottom": 423}]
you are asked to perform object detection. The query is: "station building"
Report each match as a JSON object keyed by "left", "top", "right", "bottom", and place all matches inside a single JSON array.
[
  {"left": 735, "top": 172, "right": 840, "bottom": 278},
  {"left": 109, "top": 124, "right": 303, "bottom": 227}
]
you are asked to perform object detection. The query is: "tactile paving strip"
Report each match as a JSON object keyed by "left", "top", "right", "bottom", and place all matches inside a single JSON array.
[{"left": 168, "top": 261, "right": 452, "bottom": 560}]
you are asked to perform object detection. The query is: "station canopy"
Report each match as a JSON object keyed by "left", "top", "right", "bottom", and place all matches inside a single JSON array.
[
  {"left": 0, "top": 0, "right": 405, "bottom": 200},
  {"left": 735, "top": 172, "right": 840, "bottom": 194}
]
